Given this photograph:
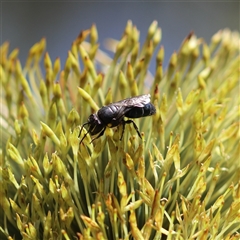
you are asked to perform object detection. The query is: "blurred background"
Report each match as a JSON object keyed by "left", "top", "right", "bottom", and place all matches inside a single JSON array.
[{"left": 2, "top": 1, "right": 239, "bottom": 73}]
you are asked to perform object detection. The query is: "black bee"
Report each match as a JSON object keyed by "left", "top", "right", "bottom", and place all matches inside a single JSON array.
[{"left": 79, "top": 94, "right": 156, "bottom": 144}]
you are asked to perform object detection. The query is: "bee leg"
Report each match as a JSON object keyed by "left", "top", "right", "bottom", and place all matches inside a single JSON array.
[
  {"left": 122, "top": 120, "right": 142, "bottom": 139},
  {"left": 90, "top": 127, "right": 106, "bottom": 143},
  {"left": 120, "top": 122, "right": 126, "bottom": 140},
  {"left": 80, "top": 131, "right": 89, "bottom": 145}
]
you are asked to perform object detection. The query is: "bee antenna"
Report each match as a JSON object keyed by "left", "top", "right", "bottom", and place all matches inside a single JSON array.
[{"left": 79, "top": 122, "right": 90, "bottom": 144}]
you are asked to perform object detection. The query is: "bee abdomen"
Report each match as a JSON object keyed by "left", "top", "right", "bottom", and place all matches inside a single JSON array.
[{"left": 125, "top": 103, "right": 156, "bottom": 118}]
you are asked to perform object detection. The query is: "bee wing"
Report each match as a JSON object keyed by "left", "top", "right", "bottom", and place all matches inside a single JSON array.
[{"left": 113, "top": 94, "right": 151, "bottom": 107}]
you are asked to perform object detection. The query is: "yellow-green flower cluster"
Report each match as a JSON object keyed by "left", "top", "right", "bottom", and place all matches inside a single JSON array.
[{"left": 0, "top": 21, "right": 239, "bottom": 240}]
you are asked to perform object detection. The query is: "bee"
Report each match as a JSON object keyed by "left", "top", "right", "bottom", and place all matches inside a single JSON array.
[{"left": 79, "top": 94, "right": 156, "bottom": 144}]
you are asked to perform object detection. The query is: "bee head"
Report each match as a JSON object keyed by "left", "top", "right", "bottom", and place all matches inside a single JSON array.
[
  {"left": 87, "top": 114, "right": 104, "bottom": 135},
  {"left": 79, "top": 113, "right": 104, "bottom": 144}
]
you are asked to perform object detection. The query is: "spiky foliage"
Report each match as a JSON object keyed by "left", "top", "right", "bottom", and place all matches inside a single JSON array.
[{"left": 0, "top": 21, "right": 239, "bottom": 240}]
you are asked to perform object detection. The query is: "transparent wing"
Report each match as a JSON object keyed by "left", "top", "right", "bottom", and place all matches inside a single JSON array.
[{"left": 111, "top": 94, "right": 151, "bottom": 108}]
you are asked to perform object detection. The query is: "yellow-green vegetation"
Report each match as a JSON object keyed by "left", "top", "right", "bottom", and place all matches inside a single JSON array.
[{"left": 0, "top": 21, "right": 239, "bottom": 240}]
